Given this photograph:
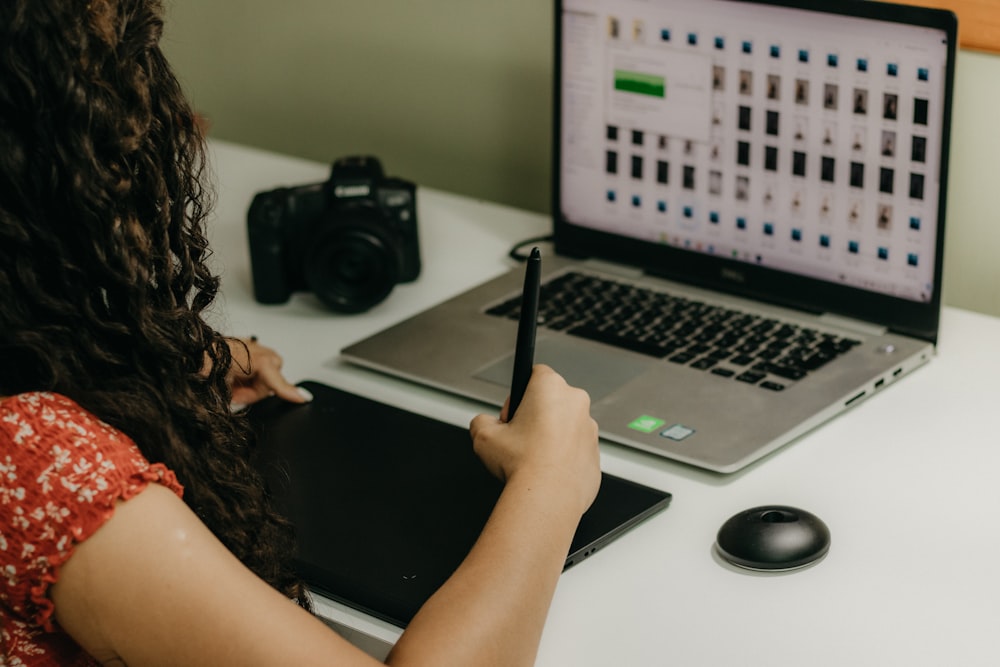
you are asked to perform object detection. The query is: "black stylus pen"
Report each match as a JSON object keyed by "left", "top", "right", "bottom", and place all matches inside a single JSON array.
[{"left": 507, "top": 247, "right": 541, "bottom": 421}]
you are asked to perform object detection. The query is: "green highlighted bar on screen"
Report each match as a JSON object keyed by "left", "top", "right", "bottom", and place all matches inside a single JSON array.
[{"left": 614, "top": 70, "right": 665, "bottom": 97}]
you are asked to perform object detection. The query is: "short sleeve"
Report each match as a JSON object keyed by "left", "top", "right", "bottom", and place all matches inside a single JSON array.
[{"left": 0, "top": 392, "right": 184, "bottom": 632}]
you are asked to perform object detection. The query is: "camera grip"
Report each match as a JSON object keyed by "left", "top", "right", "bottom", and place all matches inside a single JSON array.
[{"left": 247, "top": 192, "right": 293, "bottom": 304}]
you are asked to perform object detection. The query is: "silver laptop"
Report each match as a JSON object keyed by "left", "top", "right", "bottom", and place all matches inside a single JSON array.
[{"left": 343, "top": 0, "right": 957, "bottom": 473}]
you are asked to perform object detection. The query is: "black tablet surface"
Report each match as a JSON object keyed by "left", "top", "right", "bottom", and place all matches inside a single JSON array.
[{"left": 248, "top": 380, "right": 671, "bottom": 627}]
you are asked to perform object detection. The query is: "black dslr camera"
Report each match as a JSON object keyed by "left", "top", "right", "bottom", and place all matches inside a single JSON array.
[{"left": 247, "top": 156, "right": 420, "bottom": 313}]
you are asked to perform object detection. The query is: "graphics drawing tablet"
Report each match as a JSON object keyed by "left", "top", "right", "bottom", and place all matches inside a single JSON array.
[{"left": 248, "top": 380, "right": 672, "bottom": 627}]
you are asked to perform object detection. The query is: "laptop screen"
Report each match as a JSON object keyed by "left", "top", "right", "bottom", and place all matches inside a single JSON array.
[{"left": 555, "top": 0, "right": 956, "bottom": 339}]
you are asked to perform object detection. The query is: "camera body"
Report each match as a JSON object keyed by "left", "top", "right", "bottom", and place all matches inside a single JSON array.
[{"left": 247, "top": 156, "right": 420, "bottom": 313}]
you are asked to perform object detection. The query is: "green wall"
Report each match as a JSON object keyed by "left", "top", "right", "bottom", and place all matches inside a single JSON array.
[
  {"left": 162, "top": 2, "right": 1000, "bottom": 318},
  {"left": 162, "top": 1, "right": 555, "bottom": 214}
]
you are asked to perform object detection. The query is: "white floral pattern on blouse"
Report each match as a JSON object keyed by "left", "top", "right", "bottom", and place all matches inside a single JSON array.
[{"left": 1, "top": 393, "right": 182, "bottom": 666}]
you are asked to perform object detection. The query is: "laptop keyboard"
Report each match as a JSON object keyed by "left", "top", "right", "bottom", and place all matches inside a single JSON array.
[{"left": 485, "top": 271, "right": 861, "bottom": 392}]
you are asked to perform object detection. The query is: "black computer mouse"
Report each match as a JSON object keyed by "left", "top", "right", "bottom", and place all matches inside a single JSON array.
[{"left": 715, "top": 505, "right": 830, "bottom": 571}]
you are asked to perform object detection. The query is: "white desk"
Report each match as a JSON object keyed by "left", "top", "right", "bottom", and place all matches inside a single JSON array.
[{"left": 207, "top": 140, "right": 1000, "bottom": 666}]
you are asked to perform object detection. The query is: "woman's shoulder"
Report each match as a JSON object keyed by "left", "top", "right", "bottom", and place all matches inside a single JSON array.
[
  {"left": 0, "top": 391, "right": 184, "bottom": 510},
  {"left": 2, "top": 391, "right": 129, "bottom": 445},
  {"left": 0, "top": 391, "right": 183, "bottom": 632},
  {"left": 2, "top": 390, "right": 115, "bottom": 426}
]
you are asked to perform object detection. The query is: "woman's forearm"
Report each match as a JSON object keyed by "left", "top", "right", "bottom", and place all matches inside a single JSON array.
[{"left": 386, "top": 469, "right": 582, "bottom": 667}]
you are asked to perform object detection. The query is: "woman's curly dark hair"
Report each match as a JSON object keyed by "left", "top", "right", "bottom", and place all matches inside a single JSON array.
[{"left": 0, "top": 0, "right": 309, "bottom": 606}]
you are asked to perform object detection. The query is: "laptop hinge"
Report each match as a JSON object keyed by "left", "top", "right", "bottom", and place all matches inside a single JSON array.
[
  {"left": 580, "top": 258, "right": 644, "bottom": 279},
  {"left": 818, "top": 313, "right": 887, "bottom": 337}
]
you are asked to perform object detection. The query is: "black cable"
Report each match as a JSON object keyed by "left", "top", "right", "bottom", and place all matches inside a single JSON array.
[{"left": 508, "top": 234, "right": 553, "bottom": 262}]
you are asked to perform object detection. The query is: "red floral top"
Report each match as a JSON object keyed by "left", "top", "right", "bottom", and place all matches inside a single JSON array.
[{"left": 0, "top": 392, "right": 183, "bottom": 666}]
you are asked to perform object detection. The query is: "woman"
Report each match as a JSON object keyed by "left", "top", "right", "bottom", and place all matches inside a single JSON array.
[{"left": 0, "top": 2, "right": 601, "bottom": 665}]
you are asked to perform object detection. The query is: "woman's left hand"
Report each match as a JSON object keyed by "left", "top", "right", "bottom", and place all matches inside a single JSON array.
[{"left": 227, "top": 337, "right": 313, "bottom": 410}]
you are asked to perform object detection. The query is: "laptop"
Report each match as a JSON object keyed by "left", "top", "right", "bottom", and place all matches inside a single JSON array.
[
  {"left": 248, "top": 381, "right": 672, "bottom": 627},
  {"left": 342, "top": 0, "right": 957, "bottom": 473}
]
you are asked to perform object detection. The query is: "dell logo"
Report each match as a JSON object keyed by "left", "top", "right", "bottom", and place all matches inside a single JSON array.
[{"left": 721, "top": 268, "right": 746, "bottom": 284}]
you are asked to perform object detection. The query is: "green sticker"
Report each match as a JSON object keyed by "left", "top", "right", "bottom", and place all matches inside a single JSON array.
[{"left": 627, "top": 415, "right": 665, "bottom": 434}]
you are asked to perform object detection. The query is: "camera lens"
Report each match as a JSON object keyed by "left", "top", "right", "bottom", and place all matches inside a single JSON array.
[{"left": 304, "top": 219, "right": 400, "bottom": 313}]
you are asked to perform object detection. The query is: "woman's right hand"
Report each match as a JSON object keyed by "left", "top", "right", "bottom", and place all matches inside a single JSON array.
[
  {"left": 390, "top": 365, "right": 602, "bottom": 665},
  {"left": 469, "top": 364, "right": 601, "bottom": 518}
]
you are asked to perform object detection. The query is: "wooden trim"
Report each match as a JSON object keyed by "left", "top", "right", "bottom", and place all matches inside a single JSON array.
[{"left": 902, "top": 0, "right": 1000, "bottom": 53}]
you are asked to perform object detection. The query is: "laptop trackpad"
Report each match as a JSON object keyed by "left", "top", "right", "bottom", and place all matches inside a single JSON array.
[{"left": 473, "top": 336, "right": 647, "bottom": 402}]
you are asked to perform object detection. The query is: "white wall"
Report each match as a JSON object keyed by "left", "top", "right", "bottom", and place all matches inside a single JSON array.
[{"left": 941, "top": 50, "right": 1000, "bottom": 317}]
